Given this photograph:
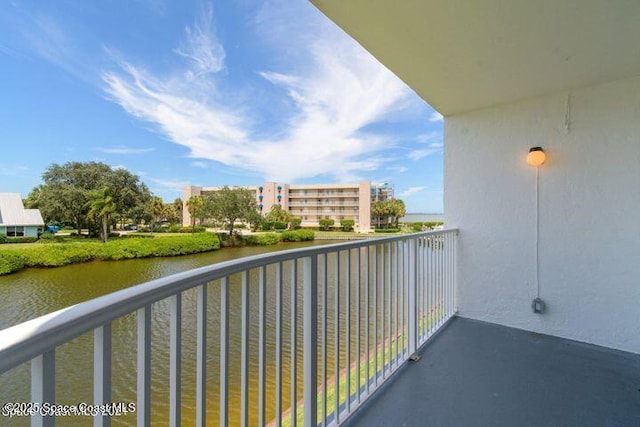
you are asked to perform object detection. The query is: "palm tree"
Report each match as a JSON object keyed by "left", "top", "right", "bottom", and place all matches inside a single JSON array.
[
  {"left": 186, "top": 196, "right": 204, "bottom": 228},
  {"left": 150, "top": 196, "right": 165, "bottom": 231},
  {"left": 86, "top": 187, "right": 117, "bottom": 242}
]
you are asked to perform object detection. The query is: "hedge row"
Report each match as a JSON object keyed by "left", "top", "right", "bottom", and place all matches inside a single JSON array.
[{"left": 0, "top": 233, "right": 221, "bottom": 275}]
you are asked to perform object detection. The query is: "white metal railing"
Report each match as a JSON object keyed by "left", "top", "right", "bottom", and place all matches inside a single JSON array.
[{"left": 0, "top": 229, "right": 458, "bottom": 427}]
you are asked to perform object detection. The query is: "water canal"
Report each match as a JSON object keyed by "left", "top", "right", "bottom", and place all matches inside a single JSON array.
[{"left": 0, "top": 239, "right": 379, "bottom": 426}]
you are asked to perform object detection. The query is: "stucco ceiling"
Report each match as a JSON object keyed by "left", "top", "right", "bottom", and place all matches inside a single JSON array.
[{"left": 310, "top": 0, "right": 640, "bottom": 116}]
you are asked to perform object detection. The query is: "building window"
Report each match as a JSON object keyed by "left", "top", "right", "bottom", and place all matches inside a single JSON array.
[{"left": 6, "top": 226, "right": 25, "bottom": 237}]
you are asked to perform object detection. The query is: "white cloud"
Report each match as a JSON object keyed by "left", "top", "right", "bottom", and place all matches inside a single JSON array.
[
  {"left": 148, "top": 177, "right": 190, "bottom": 192},
  {"left": 190, "top": 161, "right": 209, "bottom": 168},
  {"left": 175, "top": 3, "right": 225, "bottom": 78},
  {"left": 429, "top": 111, "right": 443, "bottom": 122},
  {"left": 408, "top": 142, "right": 442, "bottom": 160},
  {"left": 387, "top": 165, "right": 408, "bottom": 173},
  {"left": 103, "top": 1, "right": 414, "bottom": 183},
  {"left": 416, "top": 131, "right": 441, "bottom": 144},
  {"left": 398, "top": 186, "right": 426, "bottom": 198},
  {"left": 96, "top": 146, "right": 155, "bottom": 154}
]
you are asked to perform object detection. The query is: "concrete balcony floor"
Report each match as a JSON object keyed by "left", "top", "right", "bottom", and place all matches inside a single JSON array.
[{"left": 345, "top": 317, "right": 640, "bottom": 427}]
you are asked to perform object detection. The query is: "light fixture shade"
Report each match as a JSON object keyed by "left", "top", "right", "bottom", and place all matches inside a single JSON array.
[{"left": 526, "top": 147, "right": 546, "bottom": 166}]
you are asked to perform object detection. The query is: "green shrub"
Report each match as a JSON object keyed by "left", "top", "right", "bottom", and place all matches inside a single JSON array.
[
  {"left": 319, "top": 219, "right": 335, "bottom": 231},
  {"left": 177, "top": 226, "right": 206, "bottom": 233},
  {"left": 290, "top": 218, "right": 302, "bottom": 229},
  {"left": 273, "top": 221, "right": 287, "bottom": 230},
  {"left": 423, "top": 221, "right": 444, "bottom": 229},
  {"left": 375, "top": 228, "right": 400, "bottom": 233},
  {"left": 6, "top": 236, "right": 39, "bottom": 243},
  {"left": 340, "top": 219, "right": 355, "bottom": 232},
  {"left": 280, "top": 229, "right": 315, "bottom": 242},
  {"left": 167, "top": 225, "right": 182, "bottom": 233},
  {"left": 243, "top": 233, "right": 280, "bottom": 246},
  {"left": 0, "top": 234, "right": 6, "bottom": 244},
  {"left": 0, "top": 252, "right": 26, "bottom": 275},
  {"left": 261, "top": 221, "right": 274, "bottom": 231},
  {"left": 0, "top": 233, "right": 221, "bottom": 275},
  {"left": 411, "top": 222, "right": 423, "bottom": 231}
]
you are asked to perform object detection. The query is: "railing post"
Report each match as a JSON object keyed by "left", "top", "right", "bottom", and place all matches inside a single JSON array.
[
  {"left": 408, "top": 238, "right": 418, "bottom": 357},
  {"left": 31, "top": 350, "right": 55, "bottom": 427},
  {"left": 94, "top": 324, "right": 112, "bottom": 427},
  {"left": 303, "top": 255, "right": 318, "bottom": 427}
]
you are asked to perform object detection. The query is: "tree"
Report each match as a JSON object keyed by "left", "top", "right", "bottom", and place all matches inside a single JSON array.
[
  {"left": 207, "top": 187, "right": 257, "bottom": 236},
  {"left": 319, "top": 218, "right": 335, "bottom": 231},
  {"left": 186, "top": 196, "right": 205, "bottom": 228},
  {"left": 371, "top": 201, "right": 387, "bottom": 228},
  {"left": 340, "top": 219, "right": 355, "bottom": 231},
  {"left": 150, "top": 196, "right": 165, "bottom": 230},
  {"left": 25, "top": 162, "right": 151, "bottom": 234},
  {"left": 265, "top": 205, "right": 293, "bottom": 227},
  {"left": 388, "top": 199, "right": 406, "bottom": 227},
  {"left": 370, "top": 199, "right": 406, "bottom": 228},
  {"left": 86, "top": 187, "right": 117, "bottom": 242}
]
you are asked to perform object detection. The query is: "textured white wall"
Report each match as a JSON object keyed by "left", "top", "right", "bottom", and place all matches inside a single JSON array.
[{"left": 445, "top": 76, "right": 640, "bottom": 354}]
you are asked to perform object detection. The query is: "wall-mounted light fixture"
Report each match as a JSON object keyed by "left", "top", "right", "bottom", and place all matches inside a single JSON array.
[
  {"left": 526, "top": 147, "right": 546, "bottom": 167},
  {"left": 528, "top": 146, "right": 546, "bottom": 314}
]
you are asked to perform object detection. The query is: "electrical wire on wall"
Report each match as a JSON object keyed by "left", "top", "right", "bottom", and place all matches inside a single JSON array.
[{"left": 526, "top": 147, "right": 546, "bottom": 313}]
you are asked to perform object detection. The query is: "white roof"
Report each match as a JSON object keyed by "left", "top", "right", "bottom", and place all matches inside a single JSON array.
[{"left": 0, "top": 193, "right": 45, "bottom": 226}]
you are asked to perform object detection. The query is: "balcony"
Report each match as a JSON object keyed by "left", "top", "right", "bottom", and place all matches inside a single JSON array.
[
  {"left": 0, "top": 230, "right": 457, "bottom": 426},
  {"left": 1, "top": 228, "right": 639, "bottom": 426},
  {"left": 288, "top": 192, "right": 359, "bottom": 198}
]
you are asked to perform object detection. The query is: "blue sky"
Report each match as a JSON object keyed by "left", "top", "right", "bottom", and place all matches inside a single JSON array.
[{"left": 0, "top": 0, "right": 443, "bottom": 212}]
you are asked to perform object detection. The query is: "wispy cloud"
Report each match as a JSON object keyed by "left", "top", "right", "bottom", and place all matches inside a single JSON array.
[
  {"left": 408, "top": 142, "right": 442, "bottom": 160},
  {"left": 96, "top": 146, "right": 155, "bottom": 154},
  {"left": 429, "top": 111, "right": 443, "bottom": 122},
  {"left": 190, "top": 161, "right": 209, "bottom": 168},
  {"left": 148, "top": 177, "right": 190, "bottom": 192},
  {"left": 388, "top": 165, "right": 408, "bottom": 173},
  {"left": 102, "top": 1, "right": 414, "bottom": 182},
  {"left": 398, "top": 186, "right": 426, "bottom": 198}
]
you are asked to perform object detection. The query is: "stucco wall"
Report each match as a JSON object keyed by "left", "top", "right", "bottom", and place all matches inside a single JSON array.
[{"left": 445, "top": 75, "right": 640, "bottom": 353}]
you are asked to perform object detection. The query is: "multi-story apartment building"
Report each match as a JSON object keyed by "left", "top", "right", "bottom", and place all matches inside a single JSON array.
[{"left": 183, "top": 181, "right": 387, "bottom": 232}]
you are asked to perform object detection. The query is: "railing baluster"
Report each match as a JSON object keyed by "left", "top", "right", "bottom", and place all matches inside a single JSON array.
[
  {"left": 333, "top": 251, "right": 340, "bottom": 423},
  {"left": 381, "top": 243, "right": 386, "bottom": 378},
  {"left": 373, "top": 245, "right": 378, "bottom": 388},
  {"left": 31, "top": 350, "right": 55, "bottom": 427},
  {"left": 197, "top": 284, "right": 207, "bottom": 427},
  {"left": 259, "top": 266, "right": 266, "bottom": 427},
  {"left": 94, "top": 324, "right": 111, "bottom": 427},
  {"left": 408, "top": 239, "right": 417, "bottom": 357},
  {"left": 275, "top": 264, "right": 283, "bottom": 427},
  {"left": 241, "top": 271, "right": 250, "bottom": 427},
  {"left": 393, "top": 242, "right": 399, "bottom": 368},
  {"left": 290, "top": 260, "right": 298, "bottom": 427},
  {"left": 303, "top": 255, "right": 318, "bottom": 427},
  {"left": 364, "top": 245, "right": 370, "bottom": 397},
  {"left": 137, "top": 305, "right": 151, "bottom": 427},
  {"left": 355, "top": 247, "right": 361, "bottom": 404},
  {"left": 170, "top": 293, "right": 182, "bottom": 427},
  {"left": 345, "top": 249, "right": 351, "bottom": 413},
  {"left": 321, "top": 255, "right": 328, "bottom": 426},
  {"left": 220, "top": 278, "right": 229, "bottom": 427}
]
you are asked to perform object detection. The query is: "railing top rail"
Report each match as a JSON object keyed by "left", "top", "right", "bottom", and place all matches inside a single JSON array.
[{"left": 0, "top": 229, "right": 457, "bottom": 374}]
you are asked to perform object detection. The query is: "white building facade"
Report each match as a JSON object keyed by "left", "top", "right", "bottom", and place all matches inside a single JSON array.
[
  {"left": 0, "top": 193, "right": 45, "bottom": 238},
  {"left": 183, "top": 181, "right": 376, "bottom": 232}
]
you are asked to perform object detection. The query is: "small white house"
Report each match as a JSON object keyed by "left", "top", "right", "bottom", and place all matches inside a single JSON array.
[{"left": 0, "top": 193, "right": 44, "bottom": 238}]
